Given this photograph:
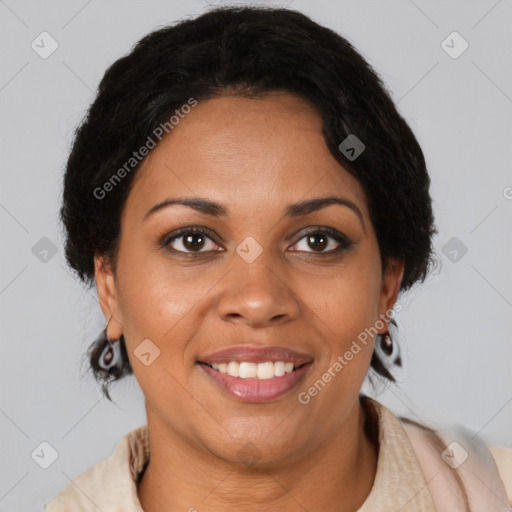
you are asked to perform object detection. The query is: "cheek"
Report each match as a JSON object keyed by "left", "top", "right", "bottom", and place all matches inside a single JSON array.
[
  {"left": 114, "top": 245, "right": 221, "bottom": 368},
  {"left": 322, "top": 291, "right": 378, "bottom": 378},
  {"left": 305, "top": 250, "right": 382, "bottom": 374},
  {"left": 304, "top": 292, "right": 377, "bottom": 410}
]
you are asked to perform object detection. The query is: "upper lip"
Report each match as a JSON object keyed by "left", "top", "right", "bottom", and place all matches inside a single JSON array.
[{"left": 198, "top": 345, "right": 314, "bottom": 366}]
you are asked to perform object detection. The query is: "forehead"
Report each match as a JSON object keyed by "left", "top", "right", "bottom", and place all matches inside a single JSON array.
[{"left": 123, "top": 93, "right": 369, "bottom": 221}]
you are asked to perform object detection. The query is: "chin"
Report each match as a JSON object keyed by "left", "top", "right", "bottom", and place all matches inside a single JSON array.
[{"left": 204, "top": 422, "right": 304, "bottom": 468}]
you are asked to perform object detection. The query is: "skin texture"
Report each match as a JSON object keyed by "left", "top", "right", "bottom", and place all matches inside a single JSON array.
[{"left": 94, "top": 93, "right": 404, "bottom": 511}]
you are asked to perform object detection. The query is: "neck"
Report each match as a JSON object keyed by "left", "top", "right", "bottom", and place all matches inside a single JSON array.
[{"left": 137, "top": 397, "right": 378, "bottom": 512}]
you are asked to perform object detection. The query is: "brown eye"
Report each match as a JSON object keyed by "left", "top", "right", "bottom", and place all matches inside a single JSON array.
[
  {"left": 289, "top": 228, "right": 353, "bottom": 254},
  {"left": 182, "top": 233, "right": 206, "bottom": 251},
  {"left": 306, "top": 233, "right": 329, "bottom": 251},
  {"left": 164, "top": 228, "right": 221, "bottom": 254}
]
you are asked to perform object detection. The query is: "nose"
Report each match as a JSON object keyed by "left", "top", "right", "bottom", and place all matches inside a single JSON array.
[{"left": 215, "top": 253, "right": 300, "bottom": 328}]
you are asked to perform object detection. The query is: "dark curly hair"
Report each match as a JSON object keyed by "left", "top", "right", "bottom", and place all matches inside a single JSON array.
[{"left": 60, "top": 5, "right": 437, "bottom": 400}]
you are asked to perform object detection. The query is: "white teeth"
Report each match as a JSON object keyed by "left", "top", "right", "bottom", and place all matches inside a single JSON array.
[
  {"left": 209, "top": 361, "right": 301, "bottom": 378},
  {"left": 227, "top": 361, "right": 240, "bottom": 377},
  {"left": 257, "top": 362, "right": 275, "bottom": 379},
  {"left": 239, "top": 362, "right": 257, "bottom": 378},
  {"left": 274, "top": 361, "right": 286, "bottom": 377}
]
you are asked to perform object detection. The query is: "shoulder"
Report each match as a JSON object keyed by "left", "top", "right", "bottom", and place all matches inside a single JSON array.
[
  {"left": 489, "top": 446, "right": 512, "bottom": 503},
  {"left": 399, "top": 411, "right": 512, "bottom": 508},
  {"left": 44, "top": 425, "right": 149, "bottom": 511},
  {"left": 362, "top": 396, "right": 512, "bottom": 508}
]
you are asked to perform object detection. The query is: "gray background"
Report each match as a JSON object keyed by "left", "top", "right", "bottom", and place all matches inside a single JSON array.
[{"left": 1, "top": 0, "right": 511, "bottom": 509}]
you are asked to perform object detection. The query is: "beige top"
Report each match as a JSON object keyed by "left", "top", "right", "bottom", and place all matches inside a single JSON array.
[{"left": 44, "top": 397, "right": 512, "bottom": 511}]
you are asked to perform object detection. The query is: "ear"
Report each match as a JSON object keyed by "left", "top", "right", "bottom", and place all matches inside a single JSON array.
[
  {"left": 377, "top": 258, "right": 404, "bottom": 333},
  {"left": 94, "top": 254, "right": 123, "bottom": 339}
]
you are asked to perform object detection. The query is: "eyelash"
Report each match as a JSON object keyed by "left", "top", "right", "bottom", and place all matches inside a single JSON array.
[{"left": 160, "top": 225, "right": 353, "bottom": 257}]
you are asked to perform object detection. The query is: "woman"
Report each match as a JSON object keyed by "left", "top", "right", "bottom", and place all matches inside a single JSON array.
[{"left": 45, "top": 6, "right": 511, "bottom": 511}]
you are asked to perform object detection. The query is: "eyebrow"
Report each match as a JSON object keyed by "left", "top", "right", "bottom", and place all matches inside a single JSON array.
[{"left": 144, "top": 196, "right": 365, "bottom": 231}]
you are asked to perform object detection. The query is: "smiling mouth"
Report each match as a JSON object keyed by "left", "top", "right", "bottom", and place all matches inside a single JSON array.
[
  {"left": 199, "top": 360, "right": 309, "bottom": 379},
  {"left": 197, "top": 360, "right": 313, "bottom": 402}
]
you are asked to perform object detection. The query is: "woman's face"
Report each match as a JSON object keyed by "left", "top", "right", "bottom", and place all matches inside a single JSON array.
[{"left": 95, "top": 93, "right": 403, "bottom": 466}]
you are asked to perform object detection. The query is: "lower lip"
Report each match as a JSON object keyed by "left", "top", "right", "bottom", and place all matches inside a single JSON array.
[{"left": 199, "top": 363, "right": 312, "bottom": 403}]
